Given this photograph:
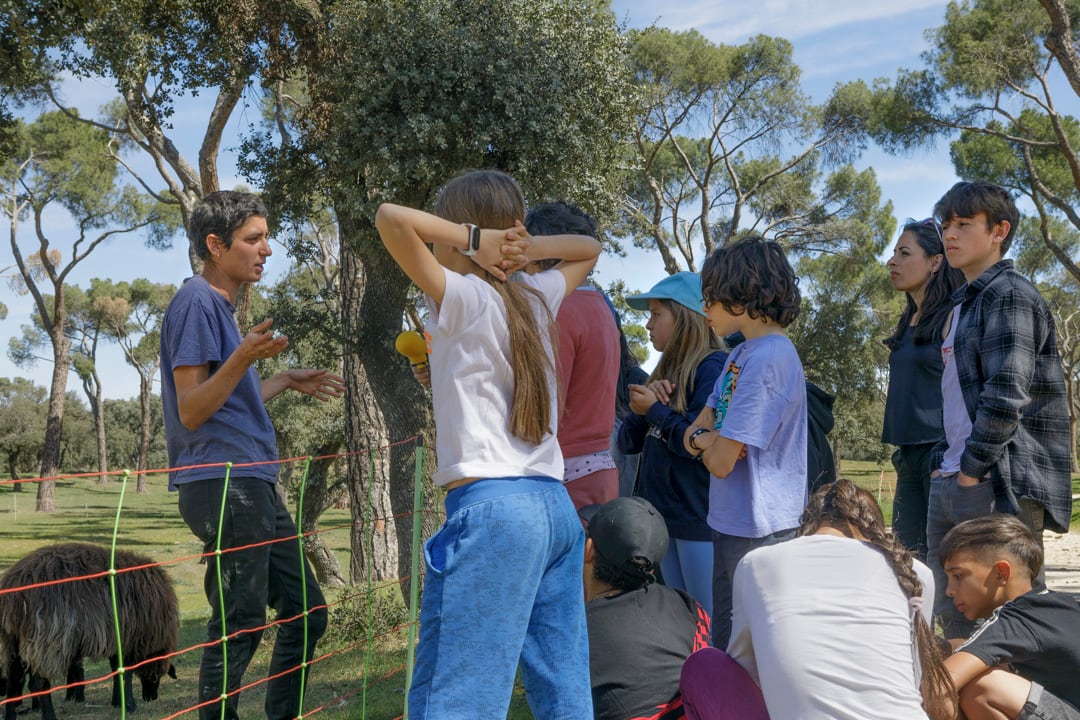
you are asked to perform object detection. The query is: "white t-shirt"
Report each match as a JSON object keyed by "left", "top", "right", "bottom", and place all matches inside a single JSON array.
[
  {"left": 727, "top": 534, "right": 933, "bottom": 720},
  {"left": 425, "top": 267, "right": 566, "bottom": 486},
  {"left": 940, "top": 303, "right": 973, "bottom": 474}
]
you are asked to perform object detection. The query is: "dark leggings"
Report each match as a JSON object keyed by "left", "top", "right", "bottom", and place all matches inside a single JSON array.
[{"left": 891, "top": 442, "right": 935, "bottom": 561}]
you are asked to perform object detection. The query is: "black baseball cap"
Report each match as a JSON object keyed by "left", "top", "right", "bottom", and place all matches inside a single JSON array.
[{"left": 581, "top": 497, "right": 669, "bottom": 582}]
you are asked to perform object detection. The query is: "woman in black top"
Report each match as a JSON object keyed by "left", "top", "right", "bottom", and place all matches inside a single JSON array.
[{"left": 882, "top": 218, "right": 964, "bottom": 560}]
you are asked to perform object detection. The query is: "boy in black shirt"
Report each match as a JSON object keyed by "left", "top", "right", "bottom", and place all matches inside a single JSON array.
[{"left": 941, "top": 515, "right": 1080, "bottom": 719}]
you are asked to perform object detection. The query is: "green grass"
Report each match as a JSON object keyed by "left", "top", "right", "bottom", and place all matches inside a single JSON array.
[
  {"left": 3, "top": 463, "right": 1076, "bottom": 720},
  {"left": 838, "top": 459, "right": 1080, "bottom": 530},
  {"left": 0, "top": 474, "right": 412, "bottom": 719},
  {"left": 1074, "top": 475, "right": 1080, "bottom": 528},
  {"left": 837, "top": 459, "right": 900, "bottom": 526}
]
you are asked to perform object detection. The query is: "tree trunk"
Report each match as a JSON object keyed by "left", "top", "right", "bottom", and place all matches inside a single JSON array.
[
  {"left": 84, "top": 371, "right": 108, "bottom": 484},
  {"left": 37, "top": 332, "right": 71, "bottom": 512},
  {"left": 137, "top": 373, "right": 152, "bottom": 492},
  {"left": 339, "top": 208, "right": 438, "bottom": 599},
  {"left": 235, "top": 283, "right": 252, "bottom": 332},
  {"left": 300, "top": 450, "right": 347, "bottom": 588}
]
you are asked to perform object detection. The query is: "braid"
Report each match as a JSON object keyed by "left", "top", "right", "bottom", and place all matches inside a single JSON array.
[{"left": 801, "top": 481, "right": 957, "bottom": 720}]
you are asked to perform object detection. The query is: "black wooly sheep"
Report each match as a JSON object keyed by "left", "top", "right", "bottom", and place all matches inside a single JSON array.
[{"left": 0, "top": 542, "right": 179, "bottom": 720}]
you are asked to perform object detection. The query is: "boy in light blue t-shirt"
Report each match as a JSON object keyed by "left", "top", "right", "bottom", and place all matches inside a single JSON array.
[{"left": 684, "top": 235, "right": 808, "bottom": 648}]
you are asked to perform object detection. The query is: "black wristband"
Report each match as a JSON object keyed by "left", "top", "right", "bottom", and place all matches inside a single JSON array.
[{"left": 688, "top": 427, "right": 709, "bottom": 453}]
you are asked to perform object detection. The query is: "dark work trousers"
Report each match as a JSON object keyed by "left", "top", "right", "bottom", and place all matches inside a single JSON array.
[
  {"left": 178, "top": 477, "right": 328, "bottom": 720},
  {"left": 890, "top": 442, "right": 936, "bottom": 562}
]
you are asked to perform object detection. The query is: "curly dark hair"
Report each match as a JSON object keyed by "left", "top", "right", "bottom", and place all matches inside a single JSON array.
[
  {"left": 700, "top": 235, "right": 801, "bottom": 328},
  {"left": 524, "top": 200, "right": 596, "bottom": 271},
  {"left": 188, "top": 191, "right": 267, "bottom": 261},
  {"left": 592, "top": 554, "right": 655, "bottom": 592}
]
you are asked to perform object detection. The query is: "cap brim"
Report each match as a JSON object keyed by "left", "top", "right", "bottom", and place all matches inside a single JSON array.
[
  {"left": 578, "top": 504, "right": 602, "bottom": 530},
  {"left": 624, "top": 294, "right": 652, "bottom": 312}
]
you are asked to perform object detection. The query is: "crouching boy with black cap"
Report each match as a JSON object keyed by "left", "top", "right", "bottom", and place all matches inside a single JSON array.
[{"left": 582, "top": 497, "right": 711, "bottom": 720}]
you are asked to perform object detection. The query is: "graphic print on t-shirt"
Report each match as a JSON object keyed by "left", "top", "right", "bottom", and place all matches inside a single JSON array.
[{"left": 713, "top": 361, "right": 740, "bottom": 432}]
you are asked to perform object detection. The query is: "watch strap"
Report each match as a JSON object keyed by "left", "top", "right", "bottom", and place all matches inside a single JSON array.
[{"left": 460, "top": 223, "right": 481, "bottom": 256}]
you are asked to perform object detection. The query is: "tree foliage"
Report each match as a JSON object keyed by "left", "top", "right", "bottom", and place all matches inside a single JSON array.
[
  {"left": 865, "top": 0, "right": 1080, "bottom": 283},
  {"left": 2, "top": 109, "right": 167, "bottom": 510},
  {"left": 243, "top": 0, "right": 636, "bottom": 585},
  {"left": 620, "top": 28, "right": 875, "bottom": 272},
  {"left": 89, "top": 277, "right": 174, "bottom": 486},
  {"left": 0, "top": 376, "right": 47, "bottom": 483},
  {"left": 103, "top": 395, "right": 167, "bottom": 472}
]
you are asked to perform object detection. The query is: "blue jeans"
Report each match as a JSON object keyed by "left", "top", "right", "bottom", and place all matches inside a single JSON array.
[
  {"left": 408, "top": 477, "right": 592, "bottom": 719},
  {"left": 611, "top": 421, "right": 641, "bottom": 497},
  {"left": 178, "top": 477, "right": 327, "bottom": 720},
  {"left": 891, "top": 443, "right": 935, "bottom": 561},
  {"left": 711, "top": 528, "right": 797, "bottom": 649},
  {"left": 660, "top": 538, "right": 715, "bottom": 618}
]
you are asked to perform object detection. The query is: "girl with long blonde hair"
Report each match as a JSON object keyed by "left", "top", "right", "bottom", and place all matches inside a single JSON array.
[
  {"left": 616, "top": 273, "right": 726, "bottom": 617},
  {"left": 376, "top": 169, "right": 600, "bottom": 719}
]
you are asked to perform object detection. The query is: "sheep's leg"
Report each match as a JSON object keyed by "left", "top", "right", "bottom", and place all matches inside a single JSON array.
[
  {"left": 27, "top": 674, "right": 56, "bottom": 720},
  {"left": 108, "top": 656, "right": 137, "bottom": 712},
  {"left": 3, "top": 655, "right": 24, "bottom": 720},
  {"left": 64, "top": 660, "right": 85, "bottom": 702}
]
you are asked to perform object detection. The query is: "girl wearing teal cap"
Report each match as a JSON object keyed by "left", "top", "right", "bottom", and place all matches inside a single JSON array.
[{"left": 616, "top": 272, "right": 726, "bottom": 617}]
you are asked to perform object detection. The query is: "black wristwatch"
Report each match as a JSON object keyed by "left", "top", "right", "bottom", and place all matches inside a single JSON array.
[{"left": 460, "top": 223, "right": 481, "bottom": 256}]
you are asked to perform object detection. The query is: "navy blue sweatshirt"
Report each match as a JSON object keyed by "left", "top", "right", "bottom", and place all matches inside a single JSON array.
[{"left": 617, "top": 351, "right": 727, "bottom": 541}]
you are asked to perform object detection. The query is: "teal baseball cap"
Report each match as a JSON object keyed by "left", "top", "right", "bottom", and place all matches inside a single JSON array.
[{"left": 625, "top": 271, "right": 706, "bottom": 317}]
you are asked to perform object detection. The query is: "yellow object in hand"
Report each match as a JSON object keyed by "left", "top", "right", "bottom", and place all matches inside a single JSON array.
[{"left": 395, "top": 330, "right": 428, "bottom": 367}]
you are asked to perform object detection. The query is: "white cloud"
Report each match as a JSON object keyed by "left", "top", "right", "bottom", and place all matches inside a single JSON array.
[{"left": 615, "top": 0, "right": 946, "bottom": 42}]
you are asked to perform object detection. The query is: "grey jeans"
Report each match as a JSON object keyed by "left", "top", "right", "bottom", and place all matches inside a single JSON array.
[
  {"left": 1018, "top": 682, "right": 1080, "bottom": 720},
  {"left": 925, "top": 472, "right": 1045, "bottom": 640}
]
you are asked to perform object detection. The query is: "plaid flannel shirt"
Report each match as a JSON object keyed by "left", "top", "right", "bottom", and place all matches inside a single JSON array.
[{"left": 933, "top": 260, "right": 1073, "bottom": 532}]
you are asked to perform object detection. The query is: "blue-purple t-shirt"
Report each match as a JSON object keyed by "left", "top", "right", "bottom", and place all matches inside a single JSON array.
[
  {"left": 706, "top": 333, "right": 807, "bottom": 538},
  {"left": 160, "top": 276, "right": 278, "bottom": 489}
]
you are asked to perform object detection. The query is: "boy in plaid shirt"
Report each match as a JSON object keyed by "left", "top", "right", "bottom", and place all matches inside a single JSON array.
[{"left": 926, "top": 181, "right": 1072, "bottom": 642}]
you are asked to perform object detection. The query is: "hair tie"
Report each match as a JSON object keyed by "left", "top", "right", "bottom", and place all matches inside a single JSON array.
[{"left": 908, "top": 595, "right": 923, "bottom": 620}]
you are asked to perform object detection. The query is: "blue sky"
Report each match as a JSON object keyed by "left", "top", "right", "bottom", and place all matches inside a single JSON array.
[{"left": 0, "top": 1, "right": 1009, "bottom": 398}]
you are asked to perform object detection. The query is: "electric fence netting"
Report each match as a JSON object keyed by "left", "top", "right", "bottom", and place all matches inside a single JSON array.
[{"left": 0, "top": 435, "right": 432, "bottom": 720}]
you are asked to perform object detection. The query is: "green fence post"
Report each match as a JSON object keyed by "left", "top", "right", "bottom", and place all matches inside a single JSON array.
[
  {"left": 294, "top": 456, "right": 315, "bottom": 720},
  {"left": 403, "top": 437, "right": 426, "bottom": 718},
  {"left": 214, "top": 463, "right": 234, "bottom": 720},
  {"left": 107, "top": 470, "right": 131, "bottom": 718},
  {"left": 361, "top": 448, "right": 376, "bottom": 720}
]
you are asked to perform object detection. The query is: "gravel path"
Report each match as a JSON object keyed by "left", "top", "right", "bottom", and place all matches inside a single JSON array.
[{"left": 1044, "top": 531, "right": 1080, "bottom": 595}]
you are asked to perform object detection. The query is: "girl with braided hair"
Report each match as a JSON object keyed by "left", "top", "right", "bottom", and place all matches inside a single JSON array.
[{"left": 680, "top": 480, "right": 957, "bottom": 720}]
